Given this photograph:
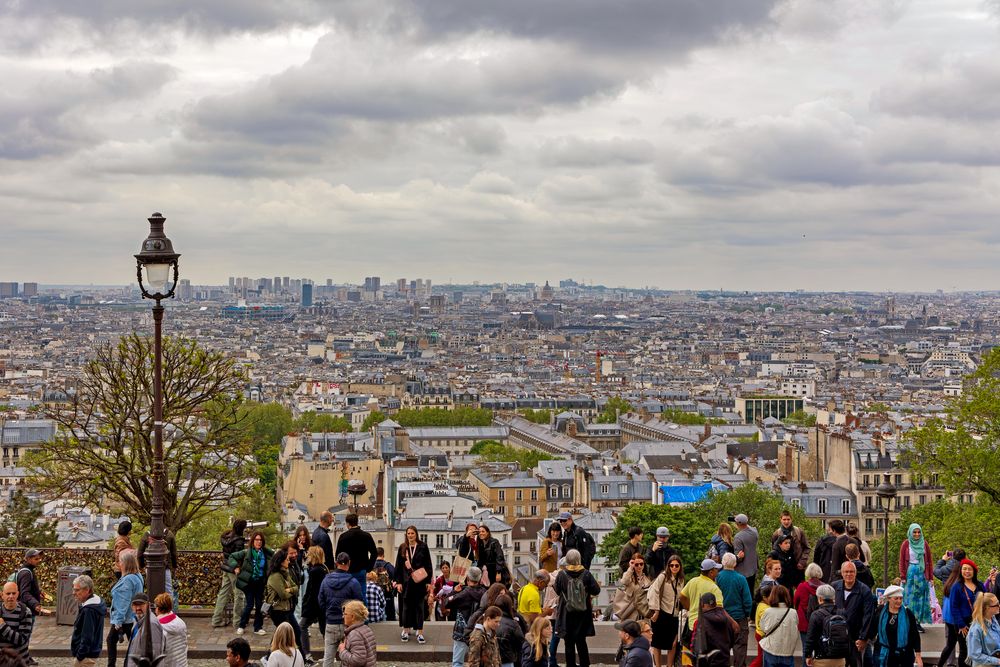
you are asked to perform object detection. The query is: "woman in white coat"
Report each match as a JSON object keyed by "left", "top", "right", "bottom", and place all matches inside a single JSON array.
[
  {"left": 154, "top": 592, "right": 188, "bottom": 667},
  {"left": 757, "top": 586, "right": 800, "bottom": 667}
]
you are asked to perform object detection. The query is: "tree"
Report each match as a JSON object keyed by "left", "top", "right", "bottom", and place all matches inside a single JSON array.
[
  {"left": 783, "top": 410, "right": 817, "bottom": 427},
  {"left": 0, "top": 489, "right": 61, "bottom": 548},
  {"left": 395, "top": 407, "right": 493, "bottom": 427},
  {"left": 361, "top": 411, "right": 387, "bottom": 432},
  {"left": 519, "top": 409, "right": 552, "bottom": 424},
  {"left": 598, "top": 503, "right": 714, "bottom": 579},
  {"left": 295, "top": 412, "right": 352, "bottom": 433},
  {"left": 240, "top": 402, "right": 294, "bottom": 492},
  {"left": 26, "top": 334, "right": 256, "bottom": 535},
  {"left": 472, "top": 442, "right": 556, "bottom": 471},
  {"left": 692, "top": 484, "right": 822, "bottom": 547},
  {"left": 906, "top": 348, "right": 1000, "bottom": 505},
  {"left": 595, "top": 397, "right": 633, "bottom": 424},
  {"left": 174, "top": 485, "right": 283, "bottom": 550}
]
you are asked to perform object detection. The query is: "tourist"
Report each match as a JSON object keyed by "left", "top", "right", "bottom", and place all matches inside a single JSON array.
[
  {"left": 544, "top": 559, "right": 563, "bottom": 667},
  {"left": 618, "top": 527, "right": 646, "bottom": 575},
  {"left": 312, "top": 512, "right": 335, "bottom": 570},
  {"left": 394, "top": 525, "right": 433, "bottom": 644},
  {"left": 942, "top": 558, "right": 985, "bottom": 667},
  {"left": 126, "top": 593, "right": 164, "bottom": 664},
  {"left": 539, "top": 523, "right": 562, "bottom": 574},
  {"left": 478, "top": 525, "right": 508, "bottom": 586},
  {"left": 15, "top": 548, "right": 51, "bottom": 646},
  {"left": 648, "top": 554, "right": 685, "bottom": 667},
  {"left": 813, "top": 524, "right": 838, "bottom": 583},
  {"left": 716, "top": 553, "right": 752, "bottom": 667},
  {"left": 319, "top": 552, "right": 364, "bottom": 667},
  {"left": 803, "top": 584, "right": 849, "bottom": 667},
  {"left": 872, "top": 585, "right": 922, "bottom": 667},
  {"left": 373, "top": 548, "right": 396, "bottom": 622},
  {"left": 832, "top": 562, "right": 874, "bottom": 667},
  {"left": 733, "top": 515, "right": 760, "bottom": 593},
  {"left": 794, "top": 563, "right": 825, "bottom": 662},
  {"left": 522, "top": 616, "right": 552, "bottom": 667},
  {"left": 693, "top": 593, "right": 736, "bottom": 667},
  {"left": 230, "top": 530, "right": 274, "bottom": 636},
  {"left": 0, "top": 582, "right": 31, "bottom": 665},
  {"left": 645, "top": 527, "right": 677, "bottom": 580},
  {"left": 768, "top": 537, "right": 798, "bottom": 593},
  {"left": 613, "top": 555, "right": 652, "bottom": 622},
  {"left": 292, "top": 525, "right": 311, "bottom": 619},
  {"left": 845, "top": 524, "right": 870, "bottom": 564},
  {"left": 267, "top": 622, "right": 305, "bottom": 667},
  {"left": 337, "top": 600, "right": 377, "bottom": 667},
  {"left": 153, "top": 592, "right": 188, "bottom": 667},
  {"left": 459, "top": 523, "right": 483, "bottom": 567},
  {"left": 225, "top": 637, "right": 261, "bottom": 667},
  {"left": 70, "top": 575, "right": 106, "bottom": 667},
  {"left": 760, "top": 559, "right": 783, "bottom": 592},
  {"left": 749, "top": 581, "right": 773, "bottom": 667},
  {"left": 495, "top": 594, "right": 526, "bottom": 667},
  {"left": 449, "top": 567, "right": 488, "bottom": 667},
  {"left": 112, "top": 521, "right": 133, "bottom": 581},
  {"left": 467, "top": 606, "right": 503, "bottom": 667},
  {"left": 300, "top": 546, "right": 329, "bottom": 662},
  {"left": 771, "top": 511, "right": 809, "bottom": 587},
  {"left": 967, "top": 592, "right": 1000, "bottom": 667},
  {"left": 554, "top": 548, "right": 601, "bottom": 667},
  {"left": 935, "top": 548, "right": 967, "bottom": 584},
  {"left": 845, "top": 544, "right": 874, "bottom": 589},
  {"left": 364, "top": 571, "right": 386, "bottom": 625},
  {"left": 266, "top": 545, "right": 302, "bottom": 647},
  {"left": 899, "top": 524, "right": 933, "bottom": 627},
  {"left": 433, "top": 562, "right": 453, "bottom": 620},
  {"left": 137, "top": 528, "right": 179, "bottom": 607},
  {"left": 616, "top": 619, "right": 654, "bottom": 667},
  {"left": 680, "top": 559, "right": 725, "bottom": 639},
  {"left": 107, "top": 550, "right": 143, "bottom": 667},
  {"left": 517, "top": 571, "right": 551, "bottom": 625},
  {"left": 213, "top": 519, "right": 247, "bottom": 629},
  {"left": 708, "top": 523, "right": 735, "bottom": 563},
  {"left": 336, "top": 513, "right": 378, "bottom": 589},
  {"left": 758, "top": 585, "right": 799, "bottom": 667},
  {"left": 559, "top": 513, "right": 597, "bottom": 570},
  {"left": 827, "top": 521, "right": 853, "bottom": 582}
]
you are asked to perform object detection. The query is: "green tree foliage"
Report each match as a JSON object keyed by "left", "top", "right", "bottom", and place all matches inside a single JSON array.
[
  {"left": 519, "top": 409, "right": 552, "bottom": 424},
  {"left": 295, "top": 412, "right": 353, "bottom": 433},
  {"left": 240, "top": 402, "right": 294, "bottom": 492},
  {"left": 659, "top": 409, "right": 728, "bottom": 426},
  {"left": 395, "top": 407, "right": 493, "bottom": 427},
  {"left": 783, "top": 410, "right": 817, "bottom": 426},
  {"left": 361, "top": 411, "right": 387, "bottom": 432},
  {"left": 175, "top": 485, "right": 284, "bottom": 550},
  {"left": 598, "top": 484, "right": 821, "bottom": 579},
  {"left": 0, "top": 489, "right": 62, "bottom": 548},
  {"left": 595, "top": 397, "right": 633, "bottom": 423},
  {"left": 27, "top": 334, "right": 255, "bottom": 534},
  {"left": 907, "top": 348, "right": 1000, "bottom": 505},
  {"left": 473, "top": 442, "right": 555, "bottom": 471},
  {"left": 866, "top": 402, "right": 891, "bottom": 414}
]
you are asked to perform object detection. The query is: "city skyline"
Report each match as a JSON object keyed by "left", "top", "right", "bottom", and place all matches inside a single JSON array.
[{"left": 3, "top": 1, "right": 1000, "bottom": 290}]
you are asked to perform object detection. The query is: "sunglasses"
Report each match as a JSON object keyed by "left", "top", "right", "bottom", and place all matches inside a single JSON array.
[{"left": 670, "top": 563, "right": 682, "bottom": 568}]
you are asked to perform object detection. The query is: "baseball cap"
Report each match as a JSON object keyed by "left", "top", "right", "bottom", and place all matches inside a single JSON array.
[
  {"left": 884, "top": 585, "right": 904, "bottom": 599},
  {"left": 131, "top": 592, "right": 149, "bottom": 604},
  {"left": 734, "top": 513, "right": 749, "bottom": 524},
  {"left": 701, "top": 558, "right": 722, "bottom": 571},
  {"left": 557, "top": 511, "right": 572, "bottom": 521},
  {"left": 656, "top": 526, "right": 670, "bottom": 537},
  {"left": 24, "top": 549, "right": 42, "bottom": 559},
  {"left": 614, "top": 620, "right": 641, "bottom": 638},
  {"left": 336, "top": 552, "right": 351, "bottom": 565}
]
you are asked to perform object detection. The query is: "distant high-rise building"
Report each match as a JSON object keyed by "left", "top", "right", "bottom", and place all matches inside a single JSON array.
[
  {"left": 21, "top": 282, "right": 38, "bottom": 297},
  {"left": 364, "top": 276, "right": 381, "bottom": 292},
  {"left": 326, "top": 279, "right": 333, "bottom": 287},
  {"left": 273, "top": 276, "right": 282, "bottom": 293},
  {"left": 301, "top": 283, "right": 313, "bottom": 307},
  {"left": 229, "top": 276, "right": 236, "bottom": 290},
  {"left": 178, "top": 279, "right": 193, "bottom": 301},
  {"left": 0, "top": 283, "right": 17, "bottom": 298},
  {"left": 396, "top": 278, "right": 407, "bottom": 293},
  {"left": 282, "top": 276, "right": 290, "bottom": 288}
]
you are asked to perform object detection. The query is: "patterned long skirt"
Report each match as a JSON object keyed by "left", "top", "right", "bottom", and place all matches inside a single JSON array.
[{"left": 904, "top": 562, "right": 932, "bottom": 623}]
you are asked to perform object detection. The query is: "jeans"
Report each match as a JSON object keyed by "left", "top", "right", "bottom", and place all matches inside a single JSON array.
[
  {"left": 212, "top": 571, "right": 245, "bottom": 627},
  {"left": 548, "top": 629, "right": 561, "bottom": 667},
  {"left": 351, "top": 569, "right": 367, "bottom": 589},
  {"left": 763, "top": 653, "right": 795, "bottom": 667},
  {"left": 453, "top": 640, "right": 469, "bottom": 667},
  {"left": 301, "top": 617, "right": 319, "bottom": 656},
  {"left": 270, "top": 608, "right": 302, "bottom": 648},
  {"left": 322, "top": 623, "right": 345, "bottom": 667},
  {"left": 239, "top": 579, "right": 266, "bottom": 631},
  {"left": 502, "top": 663, "right": 515, "bottom": 667},
  {"left": 106, "top": 622, "right": 133, "bottom": 667},
  {"left": 165, "top": 568, "right": 179, "bottom": 608}
]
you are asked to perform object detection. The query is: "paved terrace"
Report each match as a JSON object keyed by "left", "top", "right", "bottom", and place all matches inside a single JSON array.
[{"left": 27, "top": 614, "right": 952, "bottom": 663}]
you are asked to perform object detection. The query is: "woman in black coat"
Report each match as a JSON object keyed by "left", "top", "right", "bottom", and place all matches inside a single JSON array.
[
  {"left": 394, "top": 524, "right": 433, "bottom": 644},
  {"left": 478, "top": 524, "right": 507, "bottom": 585},
  {"left": 299, "top": 545, "right": 329, "bottom": 660},
  {"left": 495, "top": 593, "right": 527, "bottom": 666},
  {"left": 555, "top": 548, "right": 602, "bottom": 667}
]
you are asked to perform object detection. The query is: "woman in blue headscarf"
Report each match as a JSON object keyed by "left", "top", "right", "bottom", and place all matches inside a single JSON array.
[{"left": 898, "top": 523, "right": 933, "bottom": 625}]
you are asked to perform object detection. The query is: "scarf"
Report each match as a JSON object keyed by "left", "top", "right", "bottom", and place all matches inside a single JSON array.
[
  {"left": 907, "top": 524, "right": 925, "bottom": 566},
  {"left": 877, "top": 607, "right": 909, "bottom": 666},
  {"left": 251, "top": 548, "right": 264, "bottom": 578}
]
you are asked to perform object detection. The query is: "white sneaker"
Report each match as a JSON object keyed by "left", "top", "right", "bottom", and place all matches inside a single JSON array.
[
  {"left": 255, "top": 629, "right": 268, "bottom": 636},
  {"left": 236, "top": 628, "right": 244, "bottom": 635}
]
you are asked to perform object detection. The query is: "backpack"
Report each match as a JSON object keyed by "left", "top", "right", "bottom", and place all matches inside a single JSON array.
[
  {"left": 820, "top": 609, "right": 851, "bottom": 659},
  {"left": 376, "top": 567, "right": 391, "bottom": 594},
  {"left": 7, "top": 567, "right": 29, "bottom": 584},
  {"left": 706, "top": 543, "right": 719, "bottom": 562},
  {"left": 564, "top": 574, "right": 589, "bottom": 613},
  {"left": 454, "top": 610, "right": 468, "bottom": 637}
]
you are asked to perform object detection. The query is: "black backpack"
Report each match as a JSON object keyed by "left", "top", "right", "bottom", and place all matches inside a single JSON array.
[{"left": 820, "top": 608, "right": 851, "bottom": 659}]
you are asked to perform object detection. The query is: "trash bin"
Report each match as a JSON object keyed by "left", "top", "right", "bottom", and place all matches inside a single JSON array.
[{"left": 57, "top": 566, "right": 93, "bottom": 626}]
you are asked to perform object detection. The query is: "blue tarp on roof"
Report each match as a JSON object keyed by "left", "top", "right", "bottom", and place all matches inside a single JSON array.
[{"left": 659, "top": 483, "right": 714, "bottom": 504}]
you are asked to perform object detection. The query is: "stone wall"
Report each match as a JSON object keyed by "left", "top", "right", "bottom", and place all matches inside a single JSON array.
[{"left": 0, "top": 548, "right": 224, "bottom": 607}]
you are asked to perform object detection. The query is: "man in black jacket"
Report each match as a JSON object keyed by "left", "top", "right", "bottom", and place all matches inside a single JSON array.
[
  {"left": 70, "top": 575, "right": 106, "bottom": 666},
  {"left": 831, "top": 562, "right": 874, "bottom": 667},
  {"left": 804, "top": 584, "right": 846, "bottom": 667},
  {"left": 813, "top": 524, "right": 838, "bottom": 583},
  {"left": 212, "top": 519, "right": 246, "bottom": 628},
  {"left": 645, "top": 526, "right": 678, "bottom": 579},
  {"left": 447, "top": 566, "right": 487, "bottom": 667},
  {"left": 558, "top": 512, "right": 596, "bottom": 569},
  {"left": 312, "top": 511, "right": 335, "bottom": 570},
  {"left": 335, "top": 513, "right": 378, "bottom": 589}
]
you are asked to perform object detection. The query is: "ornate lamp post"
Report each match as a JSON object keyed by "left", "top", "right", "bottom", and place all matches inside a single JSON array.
[
  {"left": 135, "top": 212, "right": 180, "bottom": 599},
  {"left": 876, "top": 472, "right": 897, "bottom": 587}
]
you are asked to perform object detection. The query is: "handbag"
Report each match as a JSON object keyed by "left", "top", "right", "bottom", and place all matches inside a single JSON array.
[
  {"left": 452, "top": 555, "right": 472, "bottom": 585},
  {"left": 407, "top": 545, "right": 429, "bottom": 584}
]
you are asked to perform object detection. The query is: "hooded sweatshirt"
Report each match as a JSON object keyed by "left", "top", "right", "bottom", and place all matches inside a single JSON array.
[
  {"left": 71, "top": 594, "right": 107, "bottom": 660},
  {"left": 318, "top": 569, "right": 364, "bottom": 625}
]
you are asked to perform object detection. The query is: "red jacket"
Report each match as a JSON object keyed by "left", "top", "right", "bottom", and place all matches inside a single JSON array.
[
  {"left": 793, "top": 579, "right": 820, "bottom": 632},
  {"left": 898, "top": 541, "right": 933, "bottom": 581}
]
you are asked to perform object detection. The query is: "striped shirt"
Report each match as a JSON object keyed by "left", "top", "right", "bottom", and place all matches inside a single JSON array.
[{"left": 0, "top": 601, "right": 32, "bottom": 661}]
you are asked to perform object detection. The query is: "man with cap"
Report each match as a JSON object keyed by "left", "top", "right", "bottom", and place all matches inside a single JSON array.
[
  {"left": 125, "top": 592, "right": 164, "bottom": 665},
  {"left": 15, "top": 548, "right": 50, "bottom": 666},
  {"left": 733, "top": 514, "right": 760, "bottom": 592},
  {"left": 446, "top": 566, "right": 488, "bottom": 667},
  {"left": 680, "top": 559, "right": 725, "bottom": 634},
  {"left": 318, "top": 552, "right": 364, "bottom": 667},
  {"left": 645, "top": 527, "right": 677, "bottom": 580},
  {"left": 558, "top": 512, "right": 596, "bottom": 569},
  {"left": 616, "top": 619, "right": 654, "bottom": 667},
  {"left": 694, "top": 592, "right": 737, "bottom": 667},
  {"left": 831, "top": 561, "right": 874, "bottom": 667},
  {"left": 804, "top": 584, "right": 849, "bottom": 667}
]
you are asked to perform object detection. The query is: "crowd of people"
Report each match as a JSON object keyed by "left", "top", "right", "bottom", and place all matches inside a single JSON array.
[{"left": 2, "top": 510, "right": 998, "bottom": 667}]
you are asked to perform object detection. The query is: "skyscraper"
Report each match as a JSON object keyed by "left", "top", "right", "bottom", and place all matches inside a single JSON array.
[
  {"left": 301, "top": 283, "right": 313, "bottom": 307},
  {"left": 21, "top": 282, "right": 38, "bottom": 297}
]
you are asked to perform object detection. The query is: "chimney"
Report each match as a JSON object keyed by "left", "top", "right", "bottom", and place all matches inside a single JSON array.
[
  {"left": 567, "top": 421, "right": 577, "bottom": 437},
  {"left": 447, "top": 508, "right": 454, "bottom": 529},
  {"left": 703, "top": 423, "right": 712, "bottom": 441}
]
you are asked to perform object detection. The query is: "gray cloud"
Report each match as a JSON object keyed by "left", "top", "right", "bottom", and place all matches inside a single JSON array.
[
  {"left": 539, "top": 136, "right": 655, "bottom": 168},
  {"left": 873, "top": 52, "right": 1000, "bottom": 121}
]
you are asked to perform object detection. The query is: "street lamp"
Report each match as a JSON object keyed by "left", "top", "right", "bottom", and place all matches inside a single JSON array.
[
  {"left": 875, "top": 472, "right": 897, "bottom": 587},
  {"left": 135, "top": 212, "right": 180, "bottom": 599}
]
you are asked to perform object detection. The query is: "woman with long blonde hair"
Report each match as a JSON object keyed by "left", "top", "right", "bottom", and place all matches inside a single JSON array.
[
  {"left": 968, "top": 592, "right": 1000, "bottom": 667},
  {"left": 521, "top": 616, "right": 552, "bottom": 667},
  {"left": 709, "top": 523, "right": 734, "bottom": 562},
  {"left": 267, "top": 621, "right": 304, "bottom": 666}
]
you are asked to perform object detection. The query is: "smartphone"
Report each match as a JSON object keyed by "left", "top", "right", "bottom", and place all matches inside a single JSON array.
[
  {"left": 947, "top": 551, "right": 953, "bottom": 558},
  {"left": 727, "top": 515, "right": 736, "bottom": 522}
]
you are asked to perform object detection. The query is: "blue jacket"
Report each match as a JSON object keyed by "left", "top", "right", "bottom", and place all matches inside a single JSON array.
[
  {"left": 110, "top": 572, "right": 144, "bottom": 625},
  {"left": 969, "top": 618, "right": 1000, "bottom": 667},
  {"left": 318, "top": 569, "right": 364, "bottom": 625},
  {"left": 716, "top": 570, "right": 753, "bottom": 620},
  {"left": 948, "top": 582, "right": 985, "bottom": 627},
  {"left": 71, "top": 594, "right": 107, "bottom": 660}
]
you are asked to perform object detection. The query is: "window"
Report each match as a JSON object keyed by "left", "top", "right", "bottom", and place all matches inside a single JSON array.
[
  {"left": 436, "top": 534, "right": 444, "bottom": 548},
  {"left": 864, "top": 496, "right": 873, "bottom": 511},
  {"left": 516, "top": 489, "right": 523, "bottom": 501},
  {"left": 790, "top": 498, "right": 800, "bottom": 508},
  {"left": 530, "top": 541, "right": 536, "bottom": 553},
  {"left": 550, "top": 484, "right": 558, "bottom": 498},
  {"left": 531, "top": 489, "right": 538, "bottom": 501},
  {"left": 498, "top": 490, "right": 506, "bottom": 502},
  {"left": 515, "top": 541, "right": 521, "bottom": 552},
  {"left": 817, "top": 499, "right": 827, "bottom": 514},
  {"left": 600, "top": 484, "right": 609, "bottom": 496},
  {"left": 919, "top": 495, "right": 926, "bottom": 505},
  {"left": 619, "top": 483, "right": 628, "bottom": 495},
  {"left": 863, "top": 474, "right": 870, "bottom": 488},
  {"left": 904, "top": 496, "right": 911, "bottom": 508},
  {"left": 842, "top": 499, "right": 850, "bottom": 515},
  {"left": 531, "top": 505, "right": 538, "bottom": 516},
  {"left": 894, "top": 474, "right": 902, "bottom": 487},
  {"left": 562, "top": 484, "right": 571, "bottom": 499},
  {"left": 515, "top": 556, "right": 522, "bottom": 565},
  {"left": 865, "top": 518, "right": 873, "bottom": 533}
]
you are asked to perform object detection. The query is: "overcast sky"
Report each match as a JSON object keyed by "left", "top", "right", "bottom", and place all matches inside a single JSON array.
[{"left": 3, "top": 0, "right": 999, "bottom": 291}]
